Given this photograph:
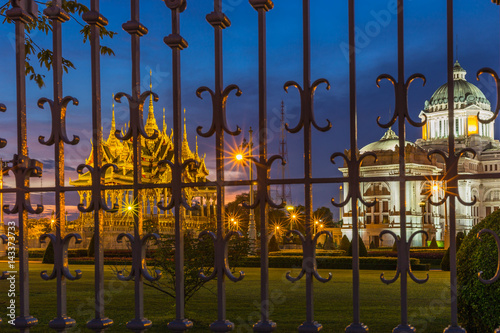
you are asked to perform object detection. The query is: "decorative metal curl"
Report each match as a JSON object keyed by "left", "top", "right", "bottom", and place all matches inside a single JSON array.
[
  {"left": 198, "top": 230, "right": 245, "bottom": 283},
  {"left": 157, "top": 159, "right": 200, "bottom": 212},
  {"left": 379, "top": 230, "right": 429, "bottom": 285},
  {"left": 330, "top": 151, "right": 378, "bottom": 208},
  {"left": 241, "top": 154, "right": 287, "bottom": 210},
  {"left": 477, "top": 229, "right": 500, "bottom": 284},
  {"left": 195, "top": 84, "right": 242, "bottom": 138},
  {"left": 39, "top": 233, "right": 83, "bottom": 281},
  {"left": 116, "top": 233, "right": 162, "bottom": 282},
  {"left": 3, "top": 157, "right": 43, "bottom": 215},
  {"left": 164, "top": 0, "right": 187, "bottom": 12},
  {"left": 283, "top": 78, "right": 332, "bottom": 133},
  {"left": 376, "top": 73, "right": 427, "bottom": 128},
  {"left": 113, "top": 91, "right": 159, "bottom": 141},
  {"left": 76, "top": 163, "right": 119, "bottom": 213},
  {"left": 285, "top": 229, "right": 333, "bottom": 283},
  {"left": 427, "top": 148, "right": 478, "bottom": 206},
  {"left": 37, "top": 96, "right": 80, "bottom": 146},
  {"left": 476, "top": 68, "right": 500, "bottom": 124},
  {"left": 0, "top": 235, "right": 8, "bottom": 279},
  {"left": 0, "top": 104, "right": 7, "bottom": 148}
]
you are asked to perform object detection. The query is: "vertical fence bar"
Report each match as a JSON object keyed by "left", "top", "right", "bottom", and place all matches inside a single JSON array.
[
  {"left": 81, "top": 1, "right": 114, "bottom": 331},
  {"left": 5, "top": 1, "right": 40, "bottom": 331},
  {"left": 443, "top": 0, "right": 466, "bottom": 332},
  {"left": 345, "top": 0, "right": 368, "bottom": 331},
  {"left": 248, "top": 0, "right": 278, "bottom": 331},
  {"left": 396, "top": 1, "right": 410, "bottom": 330},
  {"left": 114, "top": 0, "right": 163, "bottom": 331},
  {"left": 163, "top": 0, "right": 194, "bottom": 332},
  {"left": 196, "top": 0, "right": 245, "bottom": 331},
  {"left": 283, "top": 1, "right": 333, "bottom": 331},
  {"left": 37, "top": 1, "right": 83, "bottom": 330},
  {"left": 373, "top": 0, "right": 429, "bottom": 331}
]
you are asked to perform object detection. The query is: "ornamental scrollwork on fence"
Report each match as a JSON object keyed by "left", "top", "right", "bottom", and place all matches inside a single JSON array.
[
  {"left": 476, "top": 68, "right": 500, "bottom": 124},
  {"left": 39, "top": 233, "right": 83, "bottom": 281},
  {"left": 116, "top": 233, "right": 162, "bottom": 282},
  {"left": 477, "top": 228, "right": 500, "bottom": 284},
  {"left": 157, "top": 159, "right": 200, "bottom": 212},
  {"left": 285, "top": 230, "right": 333, "bottom": 283},
  {"left": 379, "top": 230, "right": 430, "bottom": 285},
  {"left": 376, "top": 73, "right": 428, "bottom": 129},
  {"left": 76, "top": 163, "right": 119, "bottom": 213},
  {"left": 198, "top": 230, "right": 245, "bottom": 283}
]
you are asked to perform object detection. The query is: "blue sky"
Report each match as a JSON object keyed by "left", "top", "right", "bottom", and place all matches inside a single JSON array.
[{"left": 0, "top": 0, "right": 498, "bottom": 219}]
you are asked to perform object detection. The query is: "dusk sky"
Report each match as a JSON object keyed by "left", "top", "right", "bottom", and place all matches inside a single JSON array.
[{"left": 0, "top": 0, "right": 498, "bottom": 219}]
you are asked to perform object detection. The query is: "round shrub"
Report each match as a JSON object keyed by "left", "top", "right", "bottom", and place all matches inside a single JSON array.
[{"left": 457, "top": 210, "right": 500, "bottom": 332}]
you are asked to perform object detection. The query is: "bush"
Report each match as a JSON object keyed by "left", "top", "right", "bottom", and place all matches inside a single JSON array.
[
  {"left": 241, "top": 256, "right": 427, "bottom": 270},
  {"left": 87, "top": 233, "right": 95, "bottom": 258},
  {"left": 348, "top": 235, "right": 368, "bottom": 257},
  {"left": 323, "top": 235, "right": 335, "bottom": 250},
  {"left": 42, "top": 240, "right": 54, "bottom": 264},
  {"left": 269, "top": 249, "right": 345, "bottom": 257},
  {"left": 269, "top": 235, "right": 280, "bottom": 252},
  {"left": 369, "top": 241, "right": 376, "bottom": 249},
  {"left": 457, "top": 210, "right": 500, "bottom": 332},
  {"left": 391, "top": 236, "right": 400, "bottom": 252},
  {"left": 340, "top": 235, "right": 350, "bottom": 252},
  {"left": 429, "top": 237, "right": 439, "bottom": 249},
  {"left": 440, "top": 232, "right": 465, "bottom": 271}
]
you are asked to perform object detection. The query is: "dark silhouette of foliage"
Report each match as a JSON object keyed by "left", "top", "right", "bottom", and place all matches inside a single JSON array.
[
  {"left": 42, "top": 240, "right": 54, "bottom": 264},
  {"left": 348, "top": 235, "right": 368, "bottom": 257},
  {"left": 457, "top": 210, "right": 500, "bottom": 332}
]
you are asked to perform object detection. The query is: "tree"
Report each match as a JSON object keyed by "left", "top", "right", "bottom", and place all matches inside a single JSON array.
[
  {"left": 313, "top": 206, "right": 333, "bottom": 225},
  {"left": 1, "top": 1, "right": 116, "bottom": 88},
  {"left": 441, "top": 232, "right": 465, "bottom": 271},
  {"left": 429, "top": 237, "right": 439, "bottom": 249},
  {"left": 348, "top": 235, "right": 368, "bottom": 257},
  {"left": 340, "top": 235, "right": 350, "bottom": 253},
  {"left": 268, "top": 235, "right": 280, "bottom": 252},
  {"left": 135, "top": 227, "right": 250, "bottom": 304},
  {"left": 457, "top": 210, "right": 500, "bottom": 332},
  {"left": 42, "top": 239, "right": 54, "bottom": 264},
  {"left": 323, "top": 235, "right": 335, "bottom": 250}
]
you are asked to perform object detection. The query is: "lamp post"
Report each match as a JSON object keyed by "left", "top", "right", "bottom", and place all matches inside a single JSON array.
[
  {"left": 433, "top": 183, "right": 449, "bottom": 249},
  {"left": 234, "top": 128, "right": 256, "bottom": 250}
]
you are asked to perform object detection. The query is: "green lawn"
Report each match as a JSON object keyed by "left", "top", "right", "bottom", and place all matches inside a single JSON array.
[{"left": 0, "top": 263, "right": 452, "bottom": 332}]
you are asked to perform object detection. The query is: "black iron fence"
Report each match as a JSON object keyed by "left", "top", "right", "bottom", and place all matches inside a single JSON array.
[{"left": 1, "top": 0, "right": 500, "bottom": 332}]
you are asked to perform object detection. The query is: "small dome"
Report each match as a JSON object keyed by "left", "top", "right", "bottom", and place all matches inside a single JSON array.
[
  {"left": 424, "top": 61, "right": 490, "bottom": 113},
  {"left": 360, "top": 128, "right": 415, "bottom": 153}
]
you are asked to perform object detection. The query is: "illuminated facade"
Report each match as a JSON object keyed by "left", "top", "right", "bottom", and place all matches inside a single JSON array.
[
  {"left": 68, "top": 78, "right": 216, "bottom": 248},
  {"left": 340, "top": 61, "right": 500, "bottom": 247}
]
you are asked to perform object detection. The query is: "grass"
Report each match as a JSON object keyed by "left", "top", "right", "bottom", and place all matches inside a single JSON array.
[{"left": 0, "top": 263, "right": 452, "bottom": 332}]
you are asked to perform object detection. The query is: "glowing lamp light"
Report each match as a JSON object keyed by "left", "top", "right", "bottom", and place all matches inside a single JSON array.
[
  {"left": 235, "top": 153, "right": 244, "bottom": 161},
  {"left": 320, "top": 224, "right": 324, "bottom": 228},
  {"left": 286, "top": 205, "right": 294, "bottom": 211},
  {"left": 432, "top": 184, "right": 439, "bottom": 191},
  {"left": 276, "top": 226, "right": 280, "bottom": 230},
  {"left": 292, "top": 214, "right": 297, "bottom": 219},
  {"left": 128, "top": 206, "right": 133, "bottom": 211}
]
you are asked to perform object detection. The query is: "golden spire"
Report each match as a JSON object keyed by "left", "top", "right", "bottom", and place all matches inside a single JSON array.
[
  {"left": 195, "top": 135, "right": 199, "bottom": 158},
  {"left": 183, "top": 108, "right": 187, "bottom": 141},
  {"left": 144, "top": 69, "right": 159, "bottom": 137},
  {"left": 111, "top": 93, "right": 116, "bottom": 134},
  {"left": 162, "top": 107, "right": 167, "bottom": 134}
]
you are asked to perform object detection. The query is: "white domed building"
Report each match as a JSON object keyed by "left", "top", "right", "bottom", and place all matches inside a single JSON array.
[{"left": 339, "top": 61, "right": 500, "bottom": 248}]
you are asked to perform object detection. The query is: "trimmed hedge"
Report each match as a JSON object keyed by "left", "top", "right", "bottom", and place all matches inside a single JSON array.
[
  {"left": 269, "top": 250, "right": 345, "bottom": 257},
  {"left": 241, "top": 256, "right": 428, "bottom": 271}
]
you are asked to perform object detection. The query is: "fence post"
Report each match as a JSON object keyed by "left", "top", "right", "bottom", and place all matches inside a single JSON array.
[{"left": 5, "top": 1, "right": 41, "bottom": 331}]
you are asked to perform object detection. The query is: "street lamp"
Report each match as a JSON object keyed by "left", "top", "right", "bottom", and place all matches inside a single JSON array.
[
  {"left": 233, "top": 128, "right": 256, "bottom": 250},
  {"left": 431, "top": 182, "right": 448, "bottom": 249}
]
